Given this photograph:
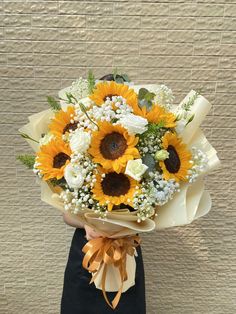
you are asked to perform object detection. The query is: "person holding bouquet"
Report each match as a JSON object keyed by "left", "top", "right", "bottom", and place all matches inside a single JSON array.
[
  {"left": 61, "top": 212, "right": 146, "bottom": 314},
  {"left": 18, "top": 71, "right": 219, "bottom": 314}
]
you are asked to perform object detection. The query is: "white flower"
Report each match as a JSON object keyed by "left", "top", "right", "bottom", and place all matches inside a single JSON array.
[
  {"left": 39, "top": 133, "right": 54, "bottom": 146},
  {"left": 69, "top": 130, "right": 91, "bottom": 153},
  {"left": 64, "top": 163, "right": 85, "bottom": 189},
  {"left": 125, "top": 159, "right": 148, "bottom": 181},
  {"left": 118, "top": 113, "right": 148, "bottom": 135}
]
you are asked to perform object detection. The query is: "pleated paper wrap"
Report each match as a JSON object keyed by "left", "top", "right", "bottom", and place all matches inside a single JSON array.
[{"left": 19, "top": 85, "right": 220, "bottom": 296}]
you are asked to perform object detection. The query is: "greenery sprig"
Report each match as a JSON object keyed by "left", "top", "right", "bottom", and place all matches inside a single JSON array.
[
  {"left": 66, "top": 92, "right": 99, "bottom": 130},
  {"left": 87, "top": 70, "right": 96, "bottom": 94},
  {"left": 181, "top": 90, "right": 202, "bottom": 112},
  {"left": 20, "top": 132, "right": 39, "bottom": 143},
  {"left": 17, "top": 154, "right": 35, "bottom": 169},
  {"left": 139, "top": 122, "right": 165, "bottom": 140},
  {"left": 47, "top": 96, "right": 61, "bottom": 111}
]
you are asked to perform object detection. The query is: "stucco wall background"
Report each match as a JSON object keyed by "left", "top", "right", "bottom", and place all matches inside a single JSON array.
[{"left": 0, "top": 0, "right": 236, "bottom": 313}]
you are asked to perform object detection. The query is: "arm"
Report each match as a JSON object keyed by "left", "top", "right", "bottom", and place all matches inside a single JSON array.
[
  {"left": 62, "top": 212, "right": 101, "bottom": 240},
  {"left": 62, "top": 212, "right": 84, "bottom": 229}
]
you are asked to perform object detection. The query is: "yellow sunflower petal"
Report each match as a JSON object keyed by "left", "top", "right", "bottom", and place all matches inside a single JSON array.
[
  {"left": 159, "top": 132, "right": 192, "bottom": 182},
  {"left": 48, "top": 106, "right": 77, "bottom": 138},
  {"left": 35, "top": 138, "right": 71, "bottom": 181},
  {"left": 89, "top": 81, "right": 138, "bottom": 109},
  {"left": 92, "top": 169, "right": 139, "bottom": 211},
  {"left": 88, "top": 121, "right": 140, "bottom": 172}
]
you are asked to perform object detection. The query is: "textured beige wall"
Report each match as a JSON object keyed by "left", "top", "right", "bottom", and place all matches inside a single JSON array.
[{"left": 0, "top": 0, "right": 236, "bottom": 313}]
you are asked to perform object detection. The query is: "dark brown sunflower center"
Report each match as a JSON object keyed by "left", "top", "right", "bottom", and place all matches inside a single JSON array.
[
  {"left": 63, "top": 122, "right": 78, "bottom": 134},
  {"left": 101, "top": 172, "right": 130, "bottom": 196},
  {"left": 103, "top": 94, "right": 118, "bottom": 101},
  {"left": 100, "top": 132, "right": 127, "bottom": 160},
  {"left": 164, "top": 145, "right": 181, "bottom": 173},
  {"left": 53, "top": 152, "right": 70, "bottom": 168}
]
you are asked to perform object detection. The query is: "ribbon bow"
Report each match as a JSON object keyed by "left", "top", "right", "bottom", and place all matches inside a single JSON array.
[{"left": 82, "top": 235, "right": 141, "bottom": 309}]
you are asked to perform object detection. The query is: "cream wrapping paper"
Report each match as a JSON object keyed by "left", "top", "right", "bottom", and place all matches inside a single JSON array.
[
  {"left": 154, "top": 178, "right": 212, "bottom": 229},
  {"left": 18, "top": 109, "right": 54, "bottom": 152},
  {"left": 19, "top": 85, "right": 220, "bottom": 293},
  {"left": 154, "top": 90, "right": 220, "bottom": 228},
  {"left": 178, "top": 90, "right": 212, "bottom": 144},
  {"left": 40, "top": 180, "right": 155, "bottom": 292}
]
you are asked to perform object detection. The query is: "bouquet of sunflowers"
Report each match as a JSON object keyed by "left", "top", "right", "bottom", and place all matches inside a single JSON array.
[{"left": 18, "top": 72, "right": 220, "bottom": 309}]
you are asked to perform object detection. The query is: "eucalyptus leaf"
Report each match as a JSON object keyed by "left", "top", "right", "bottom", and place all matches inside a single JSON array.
[
  {"left": 115, "top": 77, "right": 124, "bottom": 84},
  {"left": 138, "top": 88, "right": 149, "bottom": 100},
  {"left": 138, "top": 99, "right": 153, "bottom": 111},
  {"left": 121, "top": 74, "right": 130, "bottom": 82},
  {"left": 144, "top": 92, "right": 155, "bottom": 102},
  {"left": 142, "top": 154, "right": 156, "bottom": 174}
]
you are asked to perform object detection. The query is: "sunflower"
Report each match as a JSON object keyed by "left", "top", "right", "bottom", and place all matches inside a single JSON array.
[
  {"left": 35, "top": 138, "right": 71, "bottom": 181},
  {"left": 88, "top": 121, "right": 140, "bottom": 172},
  {"left": 133, "top": 103, "right": 176, "bottom": 128},
  {"left": 89, "top": 81, "right": 138, "bottom": 108},
  {"left": 92, "top": 169, "right": 139, "bottom": 211},
  {"left": 48, "top": 106, "right": 77, "bottom": 138},
  {"left": 159, "top": 132, "right": 192, "bottom": 182}
]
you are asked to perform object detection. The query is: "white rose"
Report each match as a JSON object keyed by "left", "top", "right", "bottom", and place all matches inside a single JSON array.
[
  {"left": 118, "top": 113, "right": 148, "bottom": 135},
  {"left": 125, "top": 159, "right": 148, "bottom": 181},
  {"left": 64, "top": 163, "right": 84, "bottom": 189},
  {"left": 69, "top": 130, "right": 91, "bottom": 153}
]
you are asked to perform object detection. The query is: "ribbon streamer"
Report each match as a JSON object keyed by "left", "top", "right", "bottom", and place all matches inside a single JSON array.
[{"left": 82, "top": 235, "right": 141, "bottom": 309}]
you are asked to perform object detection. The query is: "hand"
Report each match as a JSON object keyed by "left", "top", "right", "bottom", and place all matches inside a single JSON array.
[{"left": 84, "top": 225, "right": 102, "bottom": 241}]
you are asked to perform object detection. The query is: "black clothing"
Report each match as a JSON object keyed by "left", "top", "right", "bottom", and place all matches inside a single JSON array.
[{"left": 61, "top": 228, "right": 146, "bottom": 314}]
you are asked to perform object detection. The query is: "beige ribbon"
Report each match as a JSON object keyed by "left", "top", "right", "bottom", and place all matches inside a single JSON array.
[{"left": 82, "top": 235, "right": 141, "bottom": 309}]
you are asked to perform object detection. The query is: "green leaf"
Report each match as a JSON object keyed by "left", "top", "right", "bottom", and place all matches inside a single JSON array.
[
  {"left": 121, "top": 74, "right": 130, "bottom": 82},
  {"left": 138, "top": 88, "right": 149, "bottom": 100},
  {"left": 144, "top": 92, "right": 155, "bottom": 102},
  {"left": 138, "top": 88, "right": 156, "bottom": 111},
  {"left": 65, "top": 92, "right": 73, "bottom": 103},
  {"left": 148, "top": 122, "right": 165, "bottom": 133},
  {"left": 186, "top": 114, "right": 195, "bottom": 126},
  {"left": 87, "top": 69, "right": 96, "bottom": 94},
  {"left": 50, "top": 177, "right": 67, "bottom": 189},
  {"left": 17, "top": 154, "right": 35, "bottom": 169},
  {"left": 112, "top": 69, "right": 131, "bottom": 83},
  {"left": 47, "top": 96, "right": 61, "bottom": 111},
  {"left": 115, "top": 77, "right": 124, "bottom": 84},
  {"left": 113, "top": 68, "right": 119, "bottom": 80},
  {"left": 142, "top": 154, "right": 156, "bottom": 174},
  {"left": 138, "top": 99, "right": 153, "bottom": 111}
]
